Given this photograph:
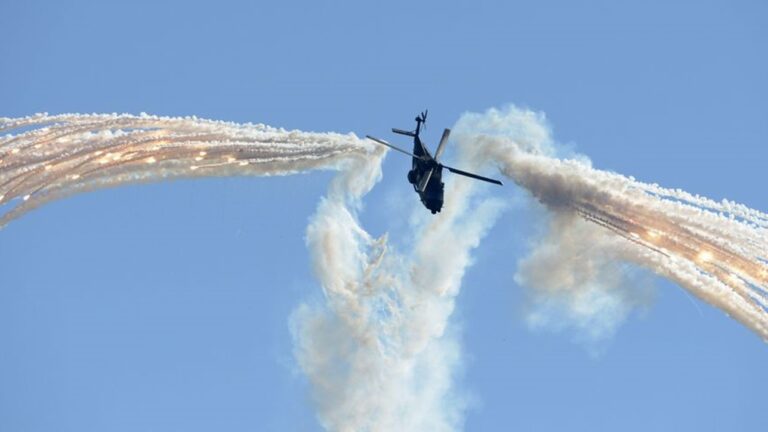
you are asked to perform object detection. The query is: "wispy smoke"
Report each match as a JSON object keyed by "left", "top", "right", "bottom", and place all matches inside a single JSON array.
[
  {"left": 453, "top": 108, "right": 656, "bottom": 343},
  {"left": 291, "top": 131, "right": 504, "bottom": 431},
  {"left": 455, "top": 106, "right": 768, "bottom": 342},
  {"left": 515, "top": 212, "right": 655, "bottom": 343}
]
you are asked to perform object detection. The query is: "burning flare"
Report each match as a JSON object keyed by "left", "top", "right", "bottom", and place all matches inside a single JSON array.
[{"left": 0, "top": 112, "right": 376, "bottom": 227}]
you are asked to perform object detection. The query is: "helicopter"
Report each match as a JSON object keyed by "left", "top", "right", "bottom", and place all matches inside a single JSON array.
[{"left": 366, "top": 111, "right": 503, "bottom": 214}]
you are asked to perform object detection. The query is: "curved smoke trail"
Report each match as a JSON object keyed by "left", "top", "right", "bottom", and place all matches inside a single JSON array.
[
  {"left": 2, "top": 109, "right": 766, "bottom": 431},
  {"left": 292, "top": 142, "right": 503, "bottom": 431},
  {"left": 0, "top": 112, "right": 376, "bottom": 227},
  {"left": 454, "top": 107, "right": 768, "bottom": 342}
]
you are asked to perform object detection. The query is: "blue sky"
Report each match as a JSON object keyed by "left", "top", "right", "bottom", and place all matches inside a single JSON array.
[{"left": 1, "top": 1, "right": 766, "bottom": 430}]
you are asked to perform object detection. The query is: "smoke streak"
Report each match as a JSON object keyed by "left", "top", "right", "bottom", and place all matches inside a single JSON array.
[
  {"left": 292, "top": 134, "right": 504, "bottom": 431},
  {"left": 454, "top": 107, "right": 768, "bottom": 341},
  {"left": 0, "top": 113, "right": 375, "bottom": 227}
]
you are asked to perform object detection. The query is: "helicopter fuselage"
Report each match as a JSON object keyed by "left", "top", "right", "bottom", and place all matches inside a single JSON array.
[{"left": 408, "top": 135, "right": 444, "bottom": 214}]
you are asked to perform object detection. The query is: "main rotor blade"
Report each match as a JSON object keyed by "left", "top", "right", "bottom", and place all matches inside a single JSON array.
[
  {"left": 444, "top": 165, "right": 503, "bottom": 185},
  {"left": 418, "top": 168, "right": 434, "bottom": 192},
  {"left": 434, "top": 128, "right": 451, "bottom": 161},
  {"left": 366, "top": 135, "right": 420, "bottom": 159}
]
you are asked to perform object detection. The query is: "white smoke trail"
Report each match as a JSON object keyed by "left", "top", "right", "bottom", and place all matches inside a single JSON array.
[
  {"left": 291, "top": 134, "right": 504, "bottom": 431},
  {"left": 0, "top": 113, "right": 375, "bottom": 227},
  {"left": 454, "top": 106, "right": 768, "bottom": 342}
]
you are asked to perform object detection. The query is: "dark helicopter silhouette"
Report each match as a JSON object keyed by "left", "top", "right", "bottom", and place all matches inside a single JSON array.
[{"left": 366, "top": 111, "right": 502, "bottom": 214}]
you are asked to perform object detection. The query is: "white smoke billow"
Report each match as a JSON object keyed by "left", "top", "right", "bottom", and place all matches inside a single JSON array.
[
  {"left": 1, "top": 107, "right": 766, "bottom": 431},
  {"left": 292, "top": 153, "right": 504, "bottom": 431},
  {"left": 453, "top": 107, "right": 768, "bottom": 342}
]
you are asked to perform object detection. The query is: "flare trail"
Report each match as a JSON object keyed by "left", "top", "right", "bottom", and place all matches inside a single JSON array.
[
  {"left": 455, "top": 108, "right": 768, "bottom": 341},
  {"left": 0, "top": 112, "right": 375, "bottom": 227}
]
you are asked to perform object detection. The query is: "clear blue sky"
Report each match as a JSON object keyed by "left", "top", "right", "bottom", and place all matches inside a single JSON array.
[{"left": 1, "top": 1, "right": 766, "bottom": 430}]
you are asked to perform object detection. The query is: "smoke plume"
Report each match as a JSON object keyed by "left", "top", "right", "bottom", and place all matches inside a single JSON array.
[
  {"left": 291, "top": 131, "right": 504, "bottom": 431},
  {"left": 454, "top": 107, "right": 768, "bottom": 342}
]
